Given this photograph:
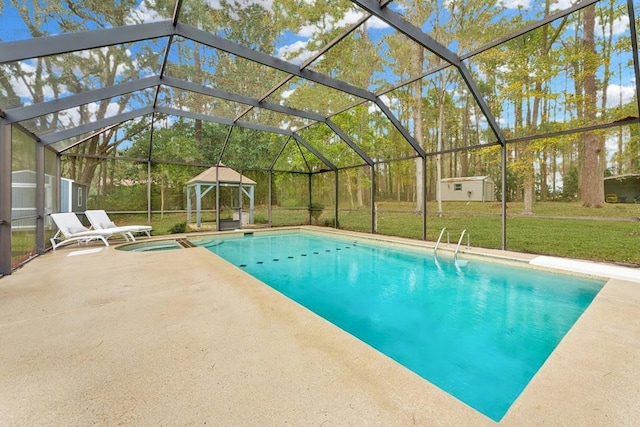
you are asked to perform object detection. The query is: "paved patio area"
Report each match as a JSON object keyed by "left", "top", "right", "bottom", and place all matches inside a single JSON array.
[{"left": 1, "top": 229, "right": 639, "bottom": 426}]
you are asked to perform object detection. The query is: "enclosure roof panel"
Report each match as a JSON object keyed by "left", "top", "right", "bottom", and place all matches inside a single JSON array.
[
  {"left": 385, "top": 0, "right": 599, "bottom": 56},
  {"left": 0, "top": 0, "right": 639, "bottom": 167},
  {"left": 178, "top": 0, "right": 365, "bottom": 66}
]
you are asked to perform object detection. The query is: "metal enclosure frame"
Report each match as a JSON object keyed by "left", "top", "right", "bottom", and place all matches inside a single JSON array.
[{"left": 0, "top": 0, "right": 639, "bottom": 274}]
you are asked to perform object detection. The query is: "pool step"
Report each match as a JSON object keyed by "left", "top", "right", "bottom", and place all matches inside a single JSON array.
[{"left": 176, "top": 238, "right": 196, "bottom": 248}]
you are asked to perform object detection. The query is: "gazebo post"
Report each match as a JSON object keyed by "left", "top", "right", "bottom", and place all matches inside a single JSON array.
[
  {"left": 186, "top": 165, "right": 257, "bottom": 231},
  {"left": 215, "top": 166, "right": 220, "bottom": 231},
  {"left": 186, "top": 185, "right": 191, "bottom": 223},
  {"left": 249, "top": 185, "right": 254, "bottom": 223},
  {"left": 196, "top": 183, "right": 202, "bottom": 227},
  {"left": 238, "top": 172, "right": 243, "bottom": 225}
]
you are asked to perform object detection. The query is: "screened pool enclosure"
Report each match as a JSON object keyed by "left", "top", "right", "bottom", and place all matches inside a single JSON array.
[{"left": 1, "top": 0, "right": 640, "bottom": 274}]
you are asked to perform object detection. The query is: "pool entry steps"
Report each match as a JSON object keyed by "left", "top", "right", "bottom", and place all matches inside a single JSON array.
[
  {"left": 434, "top": 227, "right": 469, "bottom": 262},
  {"left": 454, "top": 229, "right": 469, "bottom": 261},
  {"left": 176, "top": 238, "right": 196, "bottom": 248},
  {"left": 434, "top": 227, "right": 449, "bottom": 255}
]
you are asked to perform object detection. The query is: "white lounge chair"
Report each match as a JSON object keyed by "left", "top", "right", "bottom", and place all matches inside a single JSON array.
[
  {"left": 85, "top": 209, "right": 152, "bottom": 239},
  {"left": 49, "top": 212, "right": 134, "bottom": 251}
]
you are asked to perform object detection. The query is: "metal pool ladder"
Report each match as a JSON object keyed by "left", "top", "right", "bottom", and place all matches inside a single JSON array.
[
  {"left": 434, "top": 227, "right": 449, "bottom": 256},
  {"left": 454, "top": 229, "right": 470, "bottom": 262}
]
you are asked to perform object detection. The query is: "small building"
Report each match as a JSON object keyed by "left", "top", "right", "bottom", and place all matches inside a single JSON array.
[
  {"left": 439, "top": 176, "right": 496, "bottom": 202},
  {"left": 60, "top": 178, "right": 88, "bottom": 213},
  {"left": 186, "top": 165, "right": 256, "bottom": 230},
  {"left": 604, "top": 174, "right": 640, "bottom": 203}
]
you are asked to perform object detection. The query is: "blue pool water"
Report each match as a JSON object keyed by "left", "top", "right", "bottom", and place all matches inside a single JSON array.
[{"left": 194, "top": 232, "right": 604, "bottom": 421}]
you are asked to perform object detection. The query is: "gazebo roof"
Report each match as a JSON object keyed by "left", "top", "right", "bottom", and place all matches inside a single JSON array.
[{"left": 187, "top": 165, "right": 256, "bottom": 186}]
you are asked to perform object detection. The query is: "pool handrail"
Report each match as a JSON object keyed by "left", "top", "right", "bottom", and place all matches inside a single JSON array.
[
  {"left": 434, "top": 227, "right": 449, "bottom": 256},
  {"left": 454, "top": 229, "right": 470, "bottom": 261}
]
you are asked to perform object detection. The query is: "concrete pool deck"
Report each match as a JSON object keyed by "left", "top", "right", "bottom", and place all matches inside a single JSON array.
[{"left": 0, "top": 228, "right": 639, "bottom": 426}]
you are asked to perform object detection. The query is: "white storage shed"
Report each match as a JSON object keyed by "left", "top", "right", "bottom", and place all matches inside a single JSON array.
[
  {"left": 60, "top": 178, "right": 88, "bottom": 213},
  {"left": 439, "top": 176, "right": 496, "bottom": 202}
]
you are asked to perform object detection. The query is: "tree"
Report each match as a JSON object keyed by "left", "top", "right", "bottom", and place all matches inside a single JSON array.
[
  {"left": 580, "top": 5, "right": 605, "bottom": 207},
  {"left": 4, "top": 1, "right": 161, "bottom": 189},
  {"left": 125, "top": 120, "right": 199, "bottom": 217}
]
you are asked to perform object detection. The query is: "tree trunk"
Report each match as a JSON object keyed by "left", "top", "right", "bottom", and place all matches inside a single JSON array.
[
  {"left": 194, "top": 43, "right": 203, "bottom": 144},
  {"left": 413, "top": 45, "right": 425, "bottom": 212},
  {"left": 345, "top": 171, "right": 354, "bottom": 210},
  {"left": 436, "top": 88, "right": 445, "bottom": 215},
  {"left": 460, "top": 94, "right": 470, "bottom": 176},
  {"left": 540, "top": 151, "right": 548, "bottom": 201},
  {"left": 581, "top": 5, "right": 605, "bottom": 207},
  {"left": 160, "top": 176, "right": 165, "bottom": 219},
  {"left": 523, "top": 169, "right": 534, "bottom": 214},
  {"left": 356, "top": 168, "right": 364, "bottom": 208},
  {"left": 552, "top": 149, "right": 557, "bottom": 196}
]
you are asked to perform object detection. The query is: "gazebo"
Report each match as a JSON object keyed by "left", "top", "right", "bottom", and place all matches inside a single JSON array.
[{"left": 186, "top": 165, "right": 256, "bottom": 229}]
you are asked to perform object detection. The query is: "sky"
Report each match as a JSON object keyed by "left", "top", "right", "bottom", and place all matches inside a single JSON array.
[{"left": 0, "top": 0, "right": 638, "bottom": 158}]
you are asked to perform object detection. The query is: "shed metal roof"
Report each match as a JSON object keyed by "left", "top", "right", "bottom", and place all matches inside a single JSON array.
[{"left": 440, "top": 176, "right": 493, "bottom": 183}]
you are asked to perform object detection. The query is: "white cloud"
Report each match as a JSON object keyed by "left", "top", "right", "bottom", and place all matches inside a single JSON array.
[
  {"left": 596, "top": 15, "right": 629, "bottom": 37},
  {"left": 550, "top": 0, "right": 576, "bottom": 12},
  {"left": 498, "top": 0, "right": 530, "bottom": 8},
  {"left": 377, "top": 94, "right": 400, "bottom": 110},
  {"left": 205, "top": 0, "right": 223, "bottom": 8},
  {"left": 126, "top": 0, "right": 165, "bottom": 25},
  {"left": 335, "top": 9, "right": 366, "bottom": 28},
  {"left": 367, "top": 15, "right": 389, "bottom": 30},
  {"left": 378, "top": 94, "right": 391, "bottom": 106},
  {"left": 298, "top": 22, "right": 319, "bottom": 38},
  {"left": 57, "top": 101, "right": 122, "bottom": 129},
  {"left": 297, "top": 8, "right": 373, "bottom": 39},
  {"left": 8, "top": 62, "right": 37, "bottom": 100},
  {"left": 70, "top": 47, "right": 134, "bottom": 80},
  {"left": 279, "top": 119, "right": 292, "bottom": 130},
  {"left": 276, "top": 40, "right": 318, "bottom": 65},
  {"left": 227, "top": 0, "right": 274, "bottom": 19},
  {"left": 7, "top": 61, "right": 60, "bottom": 104},
  {"left": 232, "top": 0, "right": 273, "bottom": 10},
  {"left": 601, "top": 84, "right": 636, "bottom": 109},
  {"left": 280, "top": 89, "right": 295, "bottom": 102}
]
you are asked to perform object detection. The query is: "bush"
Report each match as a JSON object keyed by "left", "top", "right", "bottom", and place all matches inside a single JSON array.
[
  {"left": 309, "top": 202, "right": 324, "bottom": 222},
  {"left": 253, "top": 213, "right": 267, "bottom": 224},
  {"left": 169, "top": 221, "right": 187, "bottom": 234}
]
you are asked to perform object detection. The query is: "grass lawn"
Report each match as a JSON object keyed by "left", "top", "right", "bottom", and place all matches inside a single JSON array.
[{"left": 50, "top": 201, "right": 640, "bottom": 267}]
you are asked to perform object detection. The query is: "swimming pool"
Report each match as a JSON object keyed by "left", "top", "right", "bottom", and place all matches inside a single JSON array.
[{"left": 194, "top": 231, "right": 604, "bottom": 421}]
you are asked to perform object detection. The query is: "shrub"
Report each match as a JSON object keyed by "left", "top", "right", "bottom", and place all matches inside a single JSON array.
[
  {"left": 309, "top": 202, "right": 324, "bottom": 222},
  {"left": 169, "top": 221, "right": 187, "bottom": 234},
  {"left": 253, "top": 213, "right": 267, "bottom": 224}
]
